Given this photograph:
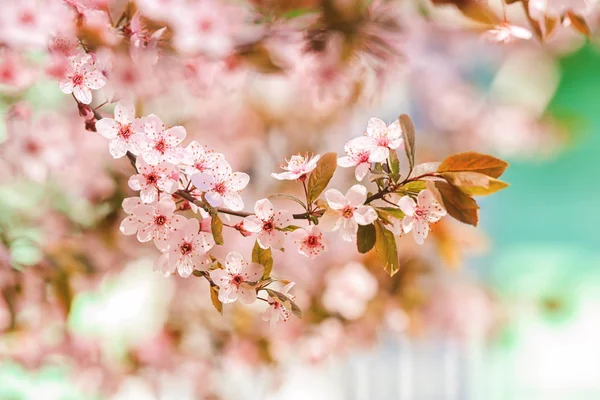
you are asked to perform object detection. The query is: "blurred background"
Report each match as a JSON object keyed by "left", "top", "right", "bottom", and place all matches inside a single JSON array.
[{"left": 1, "top": 0, "right": 600, "bottom": 399}]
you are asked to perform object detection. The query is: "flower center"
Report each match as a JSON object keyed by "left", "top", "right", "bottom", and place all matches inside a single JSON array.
[
  {"left": 154, "top": 215, "right": 167, "bottom": 226},
  {"left": 213, "top": 182, "right": 226, "bottom": 194},
  {"left": 306, "top": 235, "right": 319, "bottom": 247},
  {"left": 180, "top": 242, "right": 193, "bottom": 255},
  {"left": 262, "top": 220, "right": 274, "bottom": 232},
  {"left": 342, "top": 206, "right": 354, "bottom": 219},
  {"left": 145, "top": 173, "right": 158, "bottom": 185},
  {"left": 415, "top": 208, "right": 426, "bottom": 218},
  {"left": 231, "top": 274, "right": 244, "bottom": 286},
  {"left": 72, "top": 73, "right": 84, "bottom": 86},
  {"left": 118, "top": 124, "right": 133, "bottom": 140},
  {"left": 357, "top": 151, "right": 370, "bottom": 163},
  {"left": 194, "top": 161, "right": 205, "bottom": 171},
  {"left": 19, "top": 10, "right": 35, "bottom": 25},
  {"left": 154, "top": 139, "right": 167, "bottom": 154},
  {"left": 377, "top": 137, "right": 390, "bottom": 147},
  {"left": 24, "top": 139, "right": 40, "bottom": 154},
  {"left": 198, "top": 19, "right": 214, "bottom": 32}
]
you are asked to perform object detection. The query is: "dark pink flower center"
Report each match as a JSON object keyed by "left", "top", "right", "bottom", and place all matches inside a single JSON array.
[
  {"left": 19, "top": 11, "right": 35, "bottom": 25},
  {"left": 72, "top": 73, "right": 84, "bottom": 86},
  {"left": 305, "top": 235, "right": 319, "bottom": 247},
  {"left": 262, "top": 220, "right": 274, "bottom": 232},
  {"left": 231, "top": 274, "right": 243, "bottom": 286},
  {"left": 415, "top": 208, "right": 426, "bottom": 218},
  {"left": 194, "top": 162, "right": 205, "bottom": 171},
  {"left": 198, "top": 19, "right": 214, "bottom": 32},
  {"left": 154, "top": 215, "right": 167, "bottom": 226},
  {"left": 24, "top": 139, "right": 40, "bottom": 154},
  {"left": 342, "top": 206, "right": 354, "bottom": 218},
  {"left": 357, "top": 151, "right": 370, "bottom": 163},
  {"left": 118, "top": 124, "right": 133, "bottom": 140},
  {"left": 145, "top": 173, "right": 158, "bottom": 185},
  {"left": 377, "top": 137, "right": 390, "bottom": 147},
  {"left": 154, "top": 139, "right": 167, "bottom": 154},
  {"left": 213, "top": 182, "right": 226, "bottom": 194},
  {"left": 180, "top": 242, "right": 193, "bottom": 255}
]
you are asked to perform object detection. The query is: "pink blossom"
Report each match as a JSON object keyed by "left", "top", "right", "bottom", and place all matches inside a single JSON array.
[
  {"left": 120, "top": 196, "right": 187, "bottom": 251},
  {"left": 210, "top": 252, "right": 263, "bottom": 304},
  {"left": 243, "top": 199, "right": 293, "bottom": 250},
  {"left": 191, "top": 160, "right": 250, "bottom": 211},
  {"left": 58, "top": 53, "right": 107, "bottom": 105},
  {"left": 139, "top": 114, "right": 187, "bottom": 165},
  {"left": 154, "top": 218, "right": 214, "bottom": 278},
  {"left": 0, "top": 0, "right": 66, "bottom": 49},
  {"left": 128, "top": 158, "right": 178, "bottom": 204},
  {"left": 398, "top": 189, "right": 447, "bottom": 244},
  {"left": 322, "top": 262, "right": 378, "bottom": 320},
  {"left": 337, "top": 137, "right": 375, "bottom": 181},
  {"left": 320, "top": 185, "right": 378, "bottom": 241},
  {"left": 362, "top": 118, "right": 403, "bottom": 162},
  {"left": 271, "top": 153, "right": 321, "bottom": 181},
  {"left": 291, "top": 226, "right": 327, "bottom": 258},
  {"left": 262, "top": 282, "right": 296, "bottom": 330},
  {"left": 528, "top": 0, "right": 596, "bottom": 20},
  {"left": 481, "top": 24, "right": 533, "bottom": 44},
  {"left": 181, "top": 141, "right": 224, "bottom": 176},
  {"left": 95, "top": 101, "right": 145, "bottom": 158}
]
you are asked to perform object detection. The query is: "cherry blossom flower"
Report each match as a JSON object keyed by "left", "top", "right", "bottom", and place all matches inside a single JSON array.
[
  {"left": 362, "top": 117, "right": 403, "bottom": 163},
  {"left": 337, "top": 137, "right": 375, "bottom": 181},
  {"left": 58, "top": 53, "right": 107, "bottom": 104},
  {"left": 243, "top": 199, "right": 293, "bottom": 250},
  {"left": 271, "top": 153, "right": 321, "bottom": 181},
  {"left": 481, "top": 24, "right": 533, "bottom": 44},
  {"left": 322, "top": 262, "right": 378, "bottom": 320},
  {"left": 0, "top": 0, "right": 66, "bottom": 49},
  {"left": 128, "top": 158, "right": 178, "bottom": 204},
  {"left": 291, "top": 226, "right": 327, "bottom": 258},
  {"left": 209, "top": 252, "right": 263, "bottom": 304},
  {"left": 191, "top": 160, "right": 250, "bottom": 211},
  {"left": 528, "top": 0, "right": 597, "bottom": 20},
  {"left": 153, "top": 218, "right": 215, "bottom": 278},
  {"left": 95, "top": 101, "right": 145, "bottom": 158},
  {"left": 120, "top": 197, "right": 187, "bottom": 251},
  {"left": 139, "top": 114, "right": 187, "bottom": 165},
  {"left": 181, "top": 141, "right": 224, "bottom": 176},
  {"left": 262, "top": 282, "right": 296, "bottom": 329},
  {"left": 398, "top": 189, "right": 447, "bottom": 244},
  {"left": 320, "top": 185, "right": 378, "bottom": 241}
]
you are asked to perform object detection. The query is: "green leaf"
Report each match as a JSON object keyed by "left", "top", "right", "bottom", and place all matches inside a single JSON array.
[
  {"left": 440, "top": 171, "right": 509, "bottom": 196},
  {"left": 434, "top": 181, "right": 479, "bottom": 226},
  {"left": 277, "top": 225, "right": 302, "bottom": 232},
  {"left": 388, "top": 150, "right": 400, "bottom": 183},
  {"left": 437, "top": 152, "right": 508, "bottom": 178},
  {"left": 397, "top": 180, "right": 427, "bottom": 194},
  {"left": 399, "top": 114, "right": 416, "bottom": 174},
  {"left": 374, "top": 220, "right": 399, "bottom": 276},
  {"left": 210, "top": 285, "right": 223, "bottom": 314},
  {"left": 252, "top": 241, "right": 273, "bottom": 279},
  {"left": 211, "top": 216, "right": 224, "bottom": 245},
  {"left": 307, "top": 152, "right": 338, "bottom": 204},
  {"left": 376, "top": 207, "right": 406, "bottom": 220},
  {"left": 357, "top": 223, "right": 376, "bottom": 254}
]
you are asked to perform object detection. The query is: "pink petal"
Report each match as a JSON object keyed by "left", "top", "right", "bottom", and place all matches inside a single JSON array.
[
  {"left": 325, "top": 189, "right": 346, "bottom": 210},
  {"left": 346, "top": 185, "right": 367, "bottom": 207},
  {"left": 398, "top": 196, "right": 417, "bottom": 216},
  {"left": 354, "top": 206, "right": 377, "bottom": 225},
  {"left": 254, "top": 198, "right": 274, "bottom": 221}
]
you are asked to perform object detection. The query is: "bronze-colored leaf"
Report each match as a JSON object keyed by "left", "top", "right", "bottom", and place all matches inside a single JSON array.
[
  {"left": 211, "top": 216, "right": 224, "bottom": 245},
  {"left": 210, "top": 286, "right": 223, "bottom": 314},
  {"left": 566, "top": 11, "right": 591, "bottom": 37},
  {"left": 307, "top": 152, "right": 338, "bottom": 204},
  {"left": 438, "top": 152, "right": 508, "bottom": 178},
  {"left": 398, "top": 114, "right": 415, "bottom": 173},
  {"left": 434, "top": 181, "right": 479, "bottom": 226},
  {"left": 252, "top": 240, "right": 273, "bottom": 279},
  {"left": 357, "top": 223, "right": 376, "bottom": 254},
  {"left": 374, "top": 220, "right": 399, "bottom": 276},
  {"left": 440, "top": 171, "right": 509, "bottom": 196},
  {"left": 376, "top": 207, "right": 406, "bottom": 221}
]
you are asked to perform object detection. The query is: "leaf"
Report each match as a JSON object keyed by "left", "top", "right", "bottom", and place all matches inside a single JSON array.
[
  {"left": 307, "top": 152, "right": 338, "bottom": 204},
  {"left": 398, "top": 114, "right": 415, "bottom": 173},
  {"left": 440, "top": 172, "right": 509, "bottom": 196},
  {"left": 357, "top": 224, "right": 376, "bottom": 254},
  {"left": 211, "top": 216, "right": 224, "bottom": 245},
  {"left": 397, "top": 180, "right": 427, "bottom": 194},
  {"left": 266, "top": 289, "right": 303, "bottom": 318},
  {"left": 566, "top": 11, "right": 591, "bottom": 37},
  {"left": 438, "top": 152, "right": 508, "bottom": 178},
  {"left": 252, "top": 241, "right": 273, "bottom": 279},
  {"left": 277, "top": 225, "right": 302, "bottom": 232},
  {"left": 374, "top": 220, "right": 399, "bottom": 276},
  {"left": 210, "top": 286, "right": 223, "bottom": 314},
  {"left": 456, "top": 3, "right": 501, "bottom": 25},
  {"left": 388, "top": 149, "right": 400, "bottom": 183},
  {"left": 434, "top": 181, "right": 479, "bottom": 226},
  {"left": 376, "top": 207, "right": 406, "bottom": 220}
]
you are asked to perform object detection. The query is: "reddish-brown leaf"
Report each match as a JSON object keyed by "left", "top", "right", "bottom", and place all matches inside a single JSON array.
[{"left": 438, "top": 152, "right": 508, "bottom": 178}]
